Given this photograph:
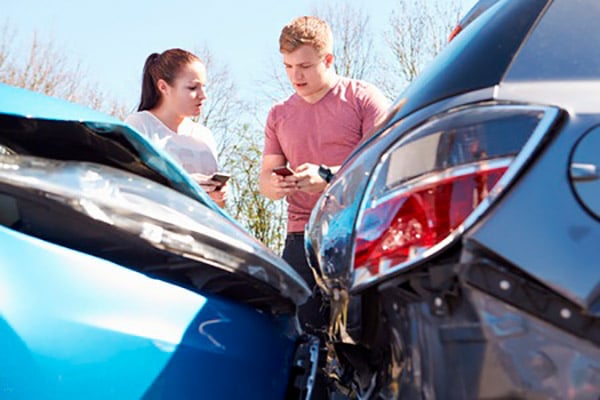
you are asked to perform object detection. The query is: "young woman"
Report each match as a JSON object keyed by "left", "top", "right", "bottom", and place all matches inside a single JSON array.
[{"left": 126, "top": 48, "right": 227, "bottom": 208}]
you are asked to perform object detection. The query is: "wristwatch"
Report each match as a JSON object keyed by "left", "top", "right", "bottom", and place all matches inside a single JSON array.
[{"left": 318, "top": 164, "right": 334, "bottom": 183}]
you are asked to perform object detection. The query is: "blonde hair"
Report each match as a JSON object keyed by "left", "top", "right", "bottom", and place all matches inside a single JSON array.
[{"left": 279, "top": 16, "right": 333, "bottom": 54}]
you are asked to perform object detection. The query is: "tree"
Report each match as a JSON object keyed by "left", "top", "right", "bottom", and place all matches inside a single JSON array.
[
  {"left": 312, "top": 2, "right": 377, "bottom": 81},
  {"left": 195, "top": 45, "right": 287, "bottom": 252},
  {"left": 378, "top": 0, "right": 462, "bottom": 98},
  {"left": 0, "top": 23, "right": 127, "bottom": 119},
  {"left": 195, "top": 45, "right": 248, "bottom": 155},
  {"left": 221, "top": 124, "right": 287, "bottom": 251}
]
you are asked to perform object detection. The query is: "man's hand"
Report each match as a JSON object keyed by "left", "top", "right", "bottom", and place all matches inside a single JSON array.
[
  {"left": 260, "top": 154, "right": 298, "bottom": 200},
  {"left": 269, "top": 170, "right": 299, "bottom": 197},
  {"left": 294, "top": 163, "right": 329, "bottom": 193}
]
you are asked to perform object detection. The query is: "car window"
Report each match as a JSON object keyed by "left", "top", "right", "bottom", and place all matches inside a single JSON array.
[
  {"left": 505, "top": 0, "right": 600, "bottom": 81},
  {"left": 386, "top": 0, "right": 549, "bottom": 124}
]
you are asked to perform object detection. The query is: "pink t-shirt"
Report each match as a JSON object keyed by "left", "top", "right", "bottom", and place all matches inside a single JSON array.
[{"left": 264, "top": 77, "right": 390, "bottom": 233}]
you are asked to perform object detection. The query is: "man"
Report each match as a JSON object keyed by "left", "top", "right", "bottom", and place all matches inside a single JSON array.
[{"left": 259, "top": 15, "right": 389, "bottom": 335}]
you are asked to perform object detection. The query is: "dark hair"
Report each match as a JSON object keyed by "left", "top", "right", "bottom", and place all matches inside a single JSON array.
[{"left": 137, "top": 48, "right": 201, "bottom": 111}]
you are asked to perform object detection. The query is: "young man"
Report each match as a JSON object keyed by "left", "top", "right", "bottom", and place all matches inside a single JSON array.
[{"left": 259, "top": 15, "right": 390, "bottom": 332}]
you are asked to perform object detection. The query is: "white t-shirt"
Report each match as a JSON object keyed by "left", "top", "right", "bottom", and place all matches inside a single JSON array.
[{"left": 125, "top": 110, "right": 219, "bottom": 176}]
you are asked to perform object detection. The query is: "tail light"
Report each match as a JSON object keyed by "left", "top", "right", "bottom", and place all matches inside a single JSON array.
[{"left": 352, "top": 105, "right": 559, "bottom": 289}]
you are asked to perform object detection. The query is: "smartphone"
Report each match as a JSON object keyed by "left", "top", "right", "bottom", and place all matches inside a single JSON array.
[
  {"left": 210, "top": 172, "right": 230, "bottom": 189},
  {"left": 272, "top": 166, "right": 295, "bottom": 177}
]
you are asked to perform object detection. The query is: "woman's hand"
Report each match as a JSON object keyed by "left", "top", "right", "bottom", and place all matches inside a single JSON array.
[
  {"left": 190, "top": 173, "right": 226, "bottom": 208},
  {"left": 191, "top": 173, "right": 219, "bottom": 191},
  {"left": 208, "top": 183, "right": 227, "bottom": 208}
]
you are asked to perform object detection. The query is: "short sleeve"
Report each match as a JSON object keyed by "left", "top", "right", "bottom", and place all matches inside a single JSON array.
[
  {"left": 357, "top": 83, "right": 391, "bottom": 139},
  {"left": 124, "top": 112, "right": 150, "bottom": 138},
  {"left": 263, "top": 106, "right": 284, "bottom": 156}
]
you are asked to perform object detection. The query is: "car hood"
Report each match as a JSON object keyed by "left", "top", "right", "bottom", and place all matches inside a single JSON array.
[
  {"left": 0, "top": 155, "right": 310, "bottom": 308},
  {"left": 0, "top": 82, "right": 122, "bottom": 124},
  {"left": 0, "top": 84, "right": 310, "bottom": 309},
  {"left": 0, "top": 83, "right": 225, "bottom": 217}
]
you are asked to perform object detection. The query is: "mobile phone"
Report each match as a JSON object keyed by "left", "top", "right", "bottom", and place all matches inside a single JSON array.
[
  {"left": 210, "top": 172, "right": 230, "bottom": 188},
  {"left": 272, "top": 166, "right": 295, "bottom": 176}
]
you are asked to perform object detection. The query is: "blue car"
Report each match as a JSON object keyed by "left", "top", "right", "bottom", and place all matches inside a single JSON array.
[{"left": 0, "top": 83, "right": 317, "bottom": 399}]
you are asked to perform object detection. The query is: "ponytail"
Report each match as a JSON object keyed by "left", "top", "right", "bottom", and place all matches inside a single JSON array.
[{"left": 137, "top": 53, "right": 161, "bottom": 111}]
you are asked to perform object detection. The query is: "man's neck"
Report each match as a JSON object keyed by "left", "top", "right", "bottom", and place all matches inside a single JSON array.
[{"left": 300, "top": 74, "right": 338, "bottom": 104}]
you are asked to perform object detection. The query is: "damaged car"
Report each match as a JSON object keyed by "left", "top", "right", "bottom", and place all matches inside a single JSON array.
[
  {"left": 306, "top": 0, "right": 600, "bottom": 398},
  {"left": 0, "top": 83, "right": 318, "bottom": 399}
]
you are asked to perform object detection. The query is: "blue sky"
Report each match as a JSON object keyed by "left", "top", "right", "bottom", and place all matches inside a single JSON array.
[{"left": 4, "top": 0, "right": 474, "bottom": 111}]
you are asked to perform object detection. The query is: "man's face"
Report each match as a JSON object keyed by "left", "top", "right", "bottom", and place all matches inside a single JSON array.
[
  {"left": 282, "top": 44, "right": 333, "bottom": 102},
  {"left": 160, "top": 61, "right": 207, "bottom": 117}
]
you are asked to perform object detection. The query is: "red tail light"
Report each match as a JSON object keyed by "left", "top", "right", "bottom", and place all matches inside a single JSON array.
[
  {"left": 355, "top": 165, "right": 507, "bottom": 275},
  {"left": 350, "top": 105, "right": 559, "bottom": 289}
]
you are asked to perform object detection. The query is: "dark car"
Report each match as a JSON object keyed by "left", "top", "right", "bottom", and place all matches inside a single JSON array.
[
  {"left": 0, "top": 83, "right": 318, "bottom": 399},
  {"left": 448, "top": 0, "right": 500, "bottom": 41},
  {"left": 306, "top": 0, "right": 600, "bottom": 398}
]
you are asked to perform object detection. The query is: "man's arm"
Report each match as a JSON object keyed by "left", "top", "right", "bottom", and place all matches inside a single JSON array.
[
  {"left": 360, "top": 83, "right": 392, "bottom": 139},
  {"left": 259, "top": 154, "right": 298, "bottom": 200}
]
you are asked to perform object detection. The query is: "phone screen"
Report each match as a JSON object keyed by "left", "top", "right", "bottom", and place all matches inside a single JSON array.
[
  {"left": 210, "top": 173, "right": 230, "bottom": 185},
  {"left": 273, "top": 166, "right": 294, "bottom": 176}
]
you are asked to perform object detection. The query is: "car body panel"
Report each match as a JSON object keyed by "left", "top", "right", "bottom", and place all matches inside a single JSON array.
[
  {"left": 0, "top": 225, "right": 296, "bottom": 399},
  {"left": 570, "top": 126, "right": 600, "bottom": 223},
  {"left": 467, "top": 112, "right": 600, "bottom": 308},
  {"left": 504, "top": 0, "right": 600, "bottom": 82},
  {"left": 0, "top": 82, "right": 121, "bottom": 124}
]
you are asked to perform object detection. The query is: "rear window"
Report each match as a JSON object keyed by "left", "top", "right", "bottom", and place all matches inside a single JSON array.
[
  {"left": 386, "top": 0, "right": 549, "bottom": 122},
  {"left": 505, "top": 0, "right": 600, "bottom": 81}
]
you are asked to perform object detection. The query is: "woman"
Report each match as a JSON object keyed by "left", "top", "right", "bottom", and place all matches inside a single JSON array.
[{"left": 125, "top": 48, "right": 227, "bottom": 208}]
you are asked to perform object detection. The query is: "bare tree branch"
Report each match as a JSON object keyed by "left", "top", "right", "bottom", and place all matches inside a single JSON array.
[
  {"left": 194, "top": 44, "right": 286, "bottom": 251},
  {"left": 256, "top": 55, "right": 292, "bottom": 105},
  {"left": 312, "top": 2, "right": 377, "bottom": 81},
  {"left": 377, "top": 0, "right": 462, "bottom": 98},
  {"left": 0, "top": 22, "right": 126, "bottom": 117}
]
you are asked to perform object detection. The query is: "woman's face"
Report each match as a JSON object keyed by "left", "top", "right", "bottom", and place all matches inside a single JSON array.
[{"left": 160, "top": 61, "right": 207, "bottom": 117}]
